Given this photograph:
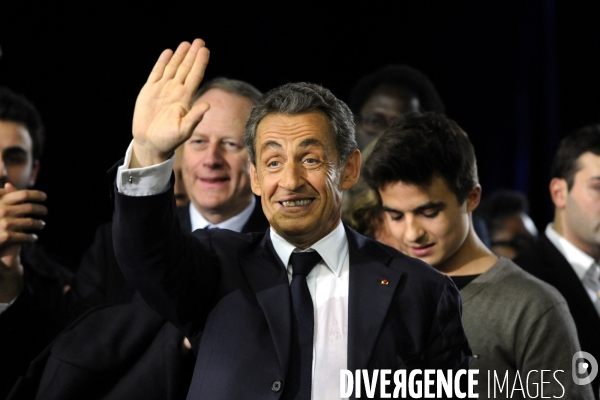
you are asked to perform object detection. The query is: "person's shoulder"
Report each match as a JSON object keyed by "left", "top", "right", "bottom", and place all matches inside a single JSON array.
[
  {"left": 513, "top": 232, "right": 556, "bottom": 268},
  {"left": 495, "top": 257, "right": 568, "bottom": 308}
]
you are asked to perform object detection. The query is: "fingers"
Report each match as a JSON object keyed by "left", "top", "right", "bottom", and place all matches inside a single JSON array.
[
  {"left": 0, "top": 203, "right": 47, "bottom": 220},
  {"left": 147, "top": 49, "right": 174, "bottom": 83},
  {"left": 184, "top": 45, "right": 210, "bottom": 92},
  {"left": 0, "top": 216, "right": 46, "bottom": 232},
  {"left": 0, "top": 189, "right": 47, "bottom": 207},
  {"left": 146, "top": 39, "right": 209, "bottom": 88},
  {"left": 0, "top": 230, "right": 38, "bottom": 246},
  {"left": 181, "top": 101, "right": 210, "bottom": 138},
  {"left": 163, "top": 41, "right": 192, "bottom": 81},
  {"left": 175, "top": 39, "right": 206, "bottom": 84}
]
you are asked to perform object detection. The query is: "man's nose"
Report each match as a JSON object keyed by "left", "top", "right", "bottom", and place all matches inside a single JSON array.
[
  {"left": 202, "top": 143, "right": 224, "bottom": 167},
  {"left": 278, "top": 161, "right": 303, "bottom": 191},
  {"left": 404, "top": 215, "right": 425, "bottom": 243}
]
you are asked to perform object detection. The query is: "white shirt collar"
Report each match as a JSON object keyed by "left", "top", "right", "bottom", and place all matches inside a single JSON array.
[
  {"left": 189, "top": 196, "right": 256, "bottom": 232},
  {"left": 545, "top": 223, "right": 597, "bottom": 280},
  {"left": 270, "top": 221, "right": 348, "bottom": 277}
]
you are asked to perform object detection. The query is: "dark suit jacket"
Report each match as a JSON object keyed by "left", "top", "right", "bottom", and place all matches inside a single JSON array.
[
  {"left": 1, "top": 244, "right": 72, "bottom": 400},
  {"left": 67, "top": 197, "right": 268, "bottom": 316},
  {"left": 12, "top": 198, "right": 268, "bottom": 400},
  {"left": 515, "top": 233, "right": 600, "bottom": 399},
  {"left": 113, "top": 184, "right": 472, "bottom": 399}
]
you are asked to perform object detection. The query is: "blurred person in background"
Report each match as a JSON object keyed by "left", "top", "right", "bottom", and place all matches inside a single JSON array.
[
  {"left": 475, "top": 189, "right": 538, "bottom": 259},
  {"left": 0, "top": 86, "right": 72, "bottom": 399}
]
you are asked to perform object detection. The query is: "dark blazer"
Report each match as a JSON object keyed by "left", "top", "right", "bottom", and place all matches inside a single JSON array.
[
  {"left": 0, "top": 244, "right": 72, "bottom": 400},
  {"left": 515, "top": 233, "right": 600, "bottom": 399},
  {"left": 12, "top": 198, "right": 269, "bottom": 400},
  {"left": 113, "top": 185, "right": 472, "bottom": 399},
  {"left": 66, "top": 196, "right": 268, "bottom": 316}
]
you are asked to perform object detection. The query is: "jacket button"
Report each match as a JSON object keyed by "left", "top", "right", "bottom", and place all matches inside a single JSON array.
[{"left": 271, "top": 380, "right": 282, "bottom": 392}]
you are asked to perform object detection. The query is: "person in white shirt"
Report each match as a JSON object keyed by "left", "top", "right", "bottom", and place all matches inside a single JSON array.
[
  {"left": 112, "top": 39, "right": 472, "bottom": 400},
  {"left": 515, "top": 124, "right": 600, "bottom": 399}
]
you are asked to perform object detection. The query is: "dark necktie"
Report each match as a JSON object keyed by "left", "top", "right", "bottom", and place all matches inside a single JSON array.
[{"left": 285, "top": 250, "right": 322, "bottom": 400}]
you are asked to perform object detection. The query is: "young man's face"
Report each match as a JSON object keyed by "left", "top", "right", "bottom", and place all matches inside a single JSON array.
[
  {"left": 378, "top": 175, "right": 473, "bottom": 271},
  {"left": 0, "top": 120, "right": 39, "bottom": 189},
  {"left": 559, "top": 152, "right": 600, "bottom": 257}
]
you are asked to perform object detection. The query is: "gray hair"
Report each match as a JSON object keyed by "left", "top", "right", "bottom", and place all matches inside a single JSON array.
[
  {"left": 244, "top": 82, "right": 357, "bottom": 165},
  {"left": 193, "top": 77, "right": 262, "bottom": 105}
]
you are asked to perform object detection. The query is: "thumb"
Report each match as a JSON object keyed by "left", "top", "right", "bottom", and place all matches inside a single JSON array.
[
  {"left": 0, "top": 183, "right": 17, "bottom": 198},
  {"left": 181, "top": 101, "right": 210, "bottom": 138},
  {"left": 4, "top": 183, "right": 17, "bottom": 193}
]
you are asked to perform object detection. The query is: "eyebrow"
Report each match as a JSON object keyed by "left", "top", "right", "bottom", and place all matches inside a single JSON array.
[
  {"left": 382, "top": 201, "right": 446, "bottom": 214},
  {"left": 298, "top": 138, "right": 324, "bottom": 149},
  {"left": 261, "top": 140, "right": 283, "bottom": 153},
  {"left": 260, "top": 138, "right": 325, "bottom": 153}
]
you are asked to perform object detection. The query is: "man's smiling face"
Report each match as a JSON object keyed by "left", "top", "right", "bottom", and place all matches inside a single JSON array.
[
  {"left": 250, "top": 110, "right": 359, "bottom": 248},
  {"left": 183, "top": 88, "right": 254, "bottom": 221}
]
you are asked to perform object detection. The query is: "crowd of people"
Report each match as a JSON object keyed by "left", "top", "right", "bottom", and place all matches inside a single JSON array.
[{"left": 1, "top": 38, "right": 599, "bottom": 399}]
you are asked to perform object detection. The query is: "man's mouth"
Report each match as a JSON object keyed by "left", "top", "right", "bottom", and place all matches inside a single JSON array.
[
  {"left": 280, "top": 199, "right": 314, "bottom": 207},
  {"left": 410, "top": 243, "right": 435, "bottom": 257},
  {"left": 200, "top": 177, "right": 229, "bottom": 183}
]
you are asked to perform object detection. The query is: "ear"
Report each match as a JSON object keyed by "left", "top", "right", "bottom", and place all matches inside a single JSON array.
[
  {"left": 465, "top": 184, "right": 482, "bottom": 213},
  {"left": 341, "top": 149, "right": 362, "bottom": 191},
  {"left": 28, "top": 160, "right": 40, "bottom": 187},
  {"left": 250, "top": 161, "right": 261, "bottom": 196},
  {"left": 550, "top": 178, "right": 568, "bottom": 208}
]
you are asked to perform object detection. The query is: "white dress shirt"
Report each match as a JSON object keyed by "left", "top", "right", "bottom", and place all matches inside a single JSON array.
[
  {"left": 545, "top": 223, "right": 600, "bottom": 315},
  {"left": 117, "top": 141, "right": 350, "bottom": 399},
  {"left": 271, "top": 223, "right": 349, "bottom": 400},
  {"left": 189, "top": 197, "right": 255, "bottom": 232}
]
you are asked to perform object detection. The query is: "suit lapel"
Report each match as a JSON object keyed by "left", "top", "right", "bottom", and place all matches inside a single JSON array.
[
  {"left": 537, "top": 235, "right": 600, "bottom": 326},
  {"left": 240, "top": 230, "right": 292, "bottom": 378},
  {"left": 345, "top": 226, "right": 403, "bottom": 371}
]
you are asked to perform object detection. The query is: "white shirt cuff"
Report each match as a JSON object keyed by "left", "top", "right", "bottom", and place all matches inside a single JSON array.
[{"left": 116, "top": 140, "right": 175, "bottom": 196}]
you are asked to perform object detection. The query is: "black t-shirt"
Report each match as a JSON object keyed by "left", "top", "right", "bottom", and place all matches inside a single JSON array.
[{"left": 450, "top": 274, "right": 480, "bottom": 290}]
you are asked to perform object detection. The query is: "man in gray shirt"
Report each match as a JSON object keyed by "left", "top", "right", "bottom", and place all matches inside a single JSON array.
[{"left": 364, "top": 112, "right": 594, "bottom": 399}]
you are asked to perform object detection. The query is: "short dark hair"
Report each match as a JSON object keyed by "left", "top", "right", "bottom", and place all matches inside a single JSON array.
[
  {"left": 363, "top": 112, "right": 478, "bottom": 204},
  {"left": 551, "top": 124, "right": 600, "bottom": 190},
  {"left": 0, "top": 86, "right": 45, "bottom": 160},
  {"left": 475, "top": 189, "right": 530, "bottom": 236},
  {"left": 348, "top": 65, "right": 445, "bottom": 115},
  {"left": 193, "top": 77, "right": 262, "bottom": 105},
  {"left": 245, "top": 82, "right": 357, "bottom": 165}
]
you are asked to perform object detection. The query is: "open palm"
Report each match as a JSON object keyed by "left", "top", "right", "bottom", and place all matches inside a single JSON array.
[{"left": 132, "top": 39, "right": 210, "bottom": 167}]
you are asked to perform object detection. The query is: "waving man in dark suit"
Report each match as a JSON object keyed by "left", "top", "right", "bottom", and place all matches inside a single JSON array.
[{"left": 112, "top": 39, "right": 471, "bottom": 399}]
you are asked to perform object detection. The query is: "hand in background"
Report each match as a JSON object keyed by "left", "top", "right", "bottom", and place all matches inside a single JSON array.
[{"left": 0, "top": 183, "right": 47, "bottom": 301}]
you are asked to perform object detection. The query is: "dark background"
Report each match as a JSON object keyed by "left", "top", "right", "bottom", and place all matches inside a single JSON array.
[{"left": 1, "top": 0, "right": 599, "bottom": 270}]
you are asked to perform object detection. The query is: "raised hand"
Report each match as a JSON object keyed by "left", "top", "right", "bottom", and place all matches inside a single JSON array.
[
  {"left": 0, "top": 183, "right": 47, "bottom": 301},
  {"left": 131, "top": 39, "right": 211, "bottom": 168}
]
